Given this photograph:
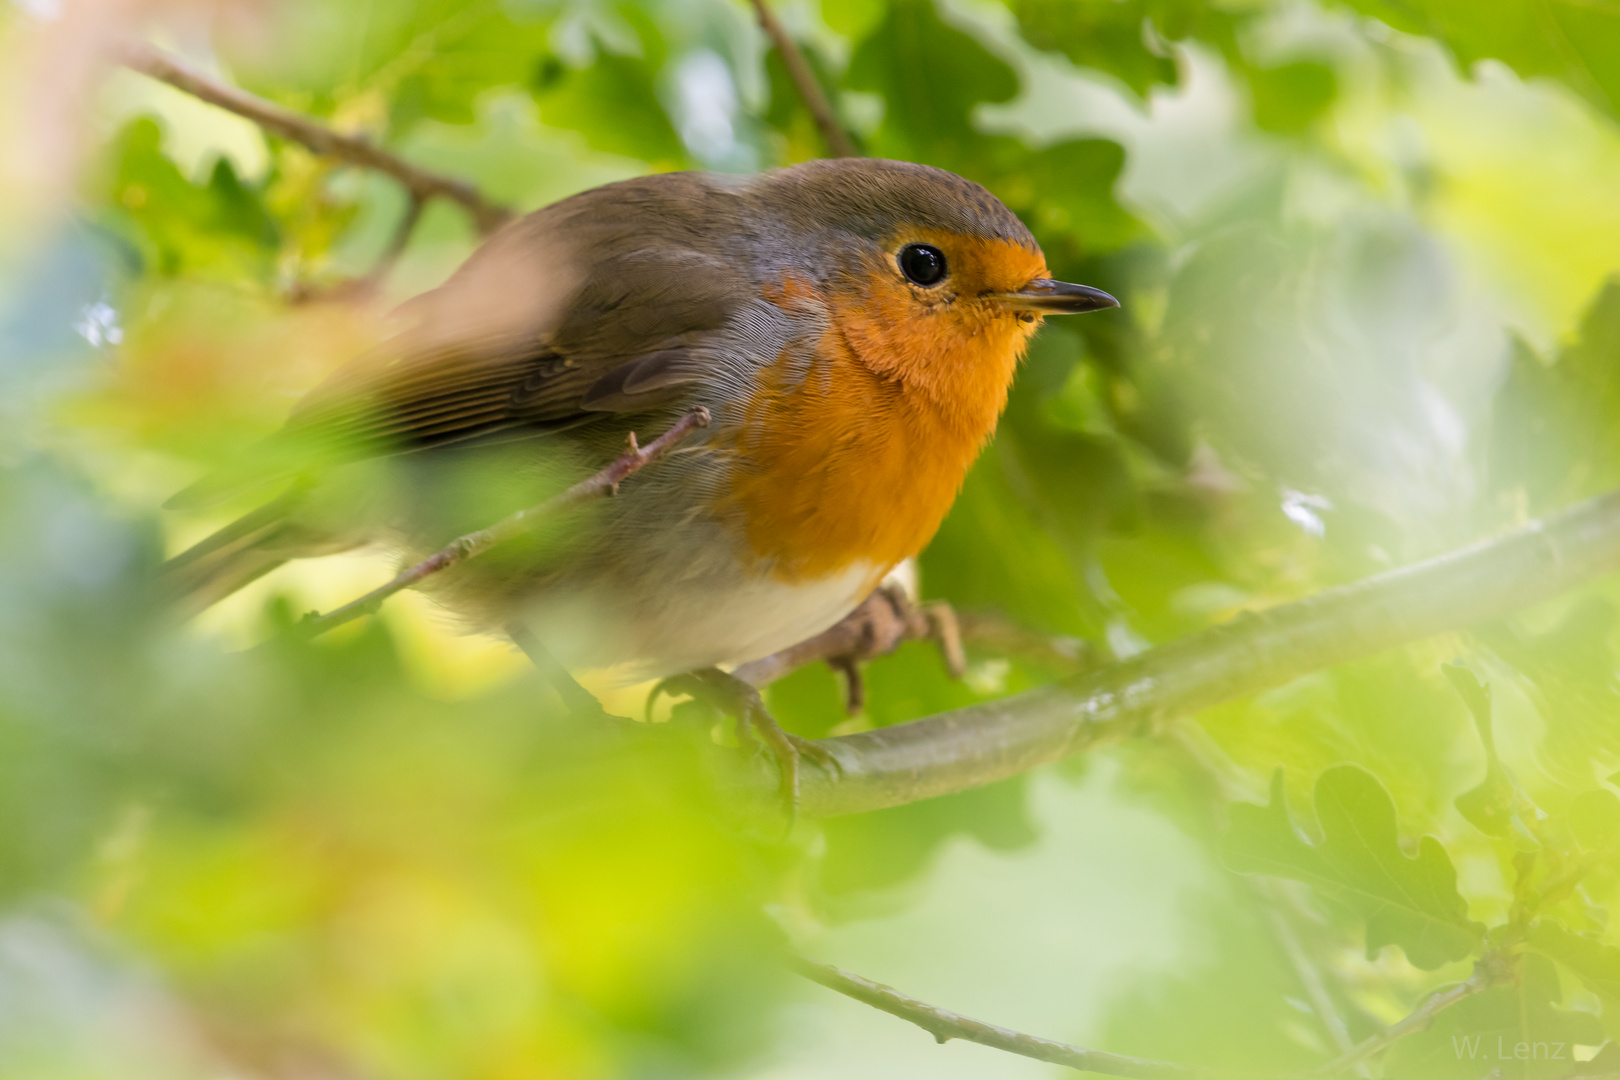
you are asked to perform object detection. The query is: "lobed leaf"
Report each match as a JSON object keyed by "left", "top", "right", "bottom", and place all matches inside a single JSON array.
[{"left": 1221, "top": 765, "right": 1483, "bottom": 969}]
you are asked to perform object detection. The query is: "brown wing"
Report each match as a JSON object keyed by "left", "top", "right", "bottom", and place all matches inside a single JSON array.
[{"left": 166, "top": 175, "right": 749, "bottom": 510}]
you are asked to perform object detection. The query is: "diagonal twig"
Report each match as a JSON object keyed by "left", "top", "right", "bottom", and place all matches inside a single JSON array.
[
  {"left": 793, "top": 950, "right": 1510, "bottom": 1079},
  {"left": 1307, "top": 954, "right": 1510, "bottom": 1077},
  {"left": 296, "top": 408, "right": 710, "bottom": 639},
  {"left": 121, "top": 43, "right": 513, "bottom": 235},
  {"left": 790, "top": 955, "right": 1269, "bottom": 1080},
  {"left": 748, "top": 0, "right": 858, "bottom": 157}
]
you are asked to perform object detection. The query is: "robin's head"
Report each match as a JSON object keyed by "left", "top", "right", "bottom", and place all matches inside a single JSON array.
[
  {"left": 756, "top": 158, "right": 1115, "bottom": 318},
  {"left": 750, "top": 159, "right": 1116, "bottom": 404}
]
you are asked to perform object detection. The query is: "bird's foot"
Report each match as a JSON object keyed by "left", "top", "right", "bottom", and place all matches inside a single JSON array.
[
  {"left": 821, "top": 584, "right": 968, "bottom": 714},
  {"left": 649, "top": 666, "right": 843, "bottom": 817},
  {"left": 730, "top": 583, "right": 967, "bottom": 714}
]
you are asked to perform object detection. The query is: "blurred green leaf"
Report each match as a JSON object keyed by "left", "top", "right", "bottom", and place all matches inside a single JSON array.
[
  {"left": 1339, "top": 0, "right": 1620, "bottom": 118},
  {"left": 1490, "top": 281, "right": 1620, "bottom": 509},
  {"left": 98, "top": 118, "right": 280, "bottom": 281},
  {"left": 1010, "top": 0, "right": 1237, "bottom": 96},
  {"left": 815, "top": 776, "right": 1036, "bottom": 901},
  {"left": 386, "top": 9, "right": 554, "bottom": 132},
  {"left": 226, "top": 0, "right": 548, "bottom": 130},
  {"left": 1478, "top": 599, "right": 1620, "bottom": 770},
  {"left": 1444, "top": 663, "right": 1531, "bottom": 843},
  {"left": 1248, "top": 60, "right": 1338, "bottom": 135},
  {"left": 1093, "top": 878, "right": 1334, "bottom": 1072},
  {"left": 1222, "top": 766, "right": 1484, "bottom": 969},
  {"left": 535, "top": 52, "right": 686, "bottom": 165},
  {"left": 845, "top": 0, "right": 1017, "bottom": 166},
  {"left": 1569, "top": 789, "right": 1620, "bottom": 851},
  {"left": 992, "top": 138, "right": 1149, "bottom": 256},
  {"left": 1529, "top": 919, "right": 1620, "bottom": 1002}
]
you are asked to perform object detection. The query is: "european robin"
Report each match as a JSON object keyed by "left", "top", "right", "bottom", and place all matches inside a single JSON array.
[{"left": 162, "top": 158, "right": 1118, "bottom": 800}]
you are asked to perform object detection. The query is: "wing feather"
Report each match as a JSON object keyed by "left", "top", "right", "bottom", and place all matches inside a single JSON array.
[{"left": 166, "top": 174, "right": 748, "bottom": 511}]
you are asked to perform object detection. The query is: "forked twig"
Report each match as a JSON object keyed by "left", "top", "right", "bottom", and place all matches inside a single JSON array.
[
  {"left": 297, "top": 408, "right": 710, "bottom": 639},
  {"left": 748, "top": 0, "right": 858, "bottom": 158}
]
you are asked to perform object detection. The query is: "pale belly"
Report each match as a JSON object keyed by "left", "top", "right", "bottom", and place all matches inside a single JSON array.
[
  {"left": 389, "top": 398, "right": 892, "bottom": 685},
  {"left": 515, "top": 559, "right": 880, "bottom": 686}
]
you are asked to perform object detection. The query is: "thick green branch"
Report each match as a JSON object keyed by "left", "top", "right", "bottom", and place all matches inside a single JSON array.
[{"left": 765, "top": 488, "right": 1620, "bottom": 817}]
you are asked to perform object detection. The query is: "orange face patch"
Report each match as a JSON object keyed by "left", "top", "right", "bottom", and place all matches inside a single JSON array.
[{"left": 722, "top": 233, "right": 1048, "bottom": 582}]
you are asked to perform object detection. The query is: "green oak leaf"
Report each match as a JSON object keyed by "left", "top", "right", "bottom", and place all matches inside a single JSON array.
[
  {"left": 1221, "top": 765, "right": 1483, "bottom": 969},
  {"left": 1386, "top": 953, "right": 1604, "bottom": 1079},
  {"left": 1530, "top": 920, "right": 1620, "bottom": 1003}
]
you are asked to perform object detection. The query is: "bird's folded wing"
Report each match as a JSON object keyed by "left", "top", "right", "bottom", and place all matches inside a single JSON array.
[{"left": 166, "top": 218, "right": 745, "bottom": 511}]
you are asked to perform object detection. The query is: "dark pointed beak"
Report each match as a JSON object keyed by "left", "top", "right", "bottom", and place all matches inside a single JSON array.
[{"left": 994, "top": 279, "right": 1119, "bottom": 314}]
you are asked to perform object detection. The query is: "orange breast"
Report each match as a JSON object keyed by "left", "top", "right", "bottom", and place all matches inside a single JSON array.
[{"left": 722, "top": 240, "right": 1044, "bottom": 583}]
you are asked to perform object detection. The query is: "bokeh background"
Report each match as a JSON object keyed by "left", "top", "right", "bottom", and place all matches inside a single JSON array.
[{"left": 5, "top": 0, "right": 1620, "bottom": 1077}]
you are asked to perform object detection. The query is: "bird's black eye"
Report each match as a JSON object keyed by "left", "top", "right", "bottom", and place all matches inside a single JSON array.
[{"left": 898, "top": 243, "right": 947, "bottom": 286}]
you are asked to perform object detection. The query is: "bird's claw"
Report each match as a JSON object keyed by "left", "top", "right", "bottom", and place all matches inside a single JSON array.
[
  {"left": 824, "top": 584, "right": 966, "bottom": 714},
  {"left": 648, "top": 666, "right": 842, "bottom": 819}
]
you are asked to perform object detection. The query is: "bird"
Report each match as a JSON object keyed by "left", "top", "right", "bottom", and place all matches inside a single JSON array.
[{"left": 161, "top": 157, "right": 1118, "bottom": 804}]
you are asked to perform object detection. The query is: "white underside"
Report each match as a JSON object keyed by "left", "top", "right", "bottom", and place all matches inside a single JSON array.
[{"left": 530, "top": 560, "right": 881, "bottom": 687}]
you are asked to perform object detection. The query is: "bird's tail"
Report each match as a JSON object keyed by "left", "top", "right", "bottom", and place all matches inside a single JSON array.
[{"left": 159, "top": 489, "right": 354, "bottom": 614}]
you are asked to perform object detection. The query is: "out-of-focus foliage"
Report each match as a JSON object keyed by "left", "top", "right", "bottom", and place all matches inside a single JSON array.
[{"left": 6, "top": 0, "right": 1620, "bottom": 1076}]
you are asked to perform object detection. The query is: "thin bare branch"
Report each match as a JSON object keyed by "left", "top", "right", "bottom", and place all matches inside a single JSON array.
[
  {"left": 297, "top": 408, "right": 710, "bottom": 639},
  {"left": 1309, "top": 955, "right": 1510, "bottom": 1077},
  {"left": 122, "top": 44, "right": 513, "bottom": 235},
  {"left": 748, "top": 0, "right": 858, "bottom": 157},
  {"left": 790, "top": 955, "right": 1262, "bottom": 1080},
  {"left": 794, "top": 949, "right": 1510, "bottom": 1079},
  {"left": 737, "top": 487, "right": 1620, "bottom": 817}
]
